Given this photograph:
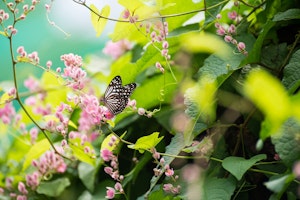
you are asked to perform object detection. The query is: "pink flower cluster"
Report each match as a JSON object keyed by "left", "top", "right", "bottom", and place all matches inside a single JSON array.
[
  {"left": 31, "top": 150, "right": 67, "bottom": 176},
  {"left": 150, "top": 148, "right": 180, "bottom": 195},
  {"left": 17, "top": 46, "right": 41, "bottom": 64},
  {"left": 60, "top": 53, "right": 86, "bottom": 90},
  {"left": 103, "top": 39, "right": 133, "bottom": 60},
  {"left": 23, "top": 76, "right": 55, "bottom": 118},
  {"left": 122, "top": 9, "right": 138, "bottom": 23},
  {"left": 105, "top": 182, "right": 124, "bottom": 199},
  {"left": 78, "top": 94, "right": 112, "bottom": 130},
  {"left": 215, "top": 10, "right": 248, "bottom": 55},
  {"left": 0, "top": 102, "right": 16, "bottom": 124},
  {"left": 101, "top": 137, "right": 125, "bottom": 199}
]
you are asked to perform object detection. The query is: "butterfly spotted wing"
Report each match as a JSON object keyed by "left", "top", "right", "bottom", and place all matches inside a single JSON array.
[{"left": 103, "top": 76, "right": 136, "bottom": 115}]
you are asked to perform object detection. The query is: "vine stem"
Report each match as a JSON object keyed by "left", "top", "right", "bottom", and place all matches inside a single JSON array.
[
  {"left": 72, "top": 0, "right": 230, "bottom": 23},
  {"left": 7, "top": 6, "right": 71, "bottom": 161}
]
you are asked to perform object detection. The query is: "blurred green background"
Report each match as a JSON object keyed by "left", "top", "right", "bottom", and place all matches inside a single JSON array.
[{"left": 0, "top": 0, "right": 122, "bottom": 91}]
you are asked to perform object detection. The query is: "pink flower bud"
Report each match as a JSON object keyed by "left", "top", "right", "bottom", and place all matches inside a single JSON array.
[
  {"left": 162, "top": 41, "right": 169, "bottom": 49},
  {"left": 237, "top": 42, "right": 246, "bottom": 51},
  {"left": 122, "top": 9, "right": 130, "bottom": 19},
  {"left": 138, "top": 108, "right": 145, "bottom": 115},
  {"left": 224, "top": 35, "right": 232, "bottom": 43},
  {"left": 228, "top": 11, "right": 237, "bottom": 20},
  {"left": 105, "top": 187, "right": 115, "bottom": 199}
]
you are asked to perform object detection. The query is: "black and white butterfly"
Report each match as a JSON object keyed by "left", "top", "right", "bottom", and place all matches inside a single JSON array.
[{"left": 102, "top": 76, "right": 136, "bottom": 115}]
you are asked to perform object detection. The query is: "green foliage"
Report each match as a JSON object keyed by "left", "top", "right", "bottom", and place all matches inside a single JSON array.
[
  {"left": 222, "top": 154, "right": 266, "bottom": 180},
  {"left": 37, "top": 178, "right": 71, "bottom": 197},
  {"left": 128, "top": 132, "right": 164, "bottom": 153},
  {"left": 90, "top": 4, "right": 110, "bottom": 37},
  {"left": 1, "top": 0, "right": 300, "bottom": 199},
  {"left": 22, "top": 139, "right": 51, "bottom": 171},
  {"left": 69, "top": 138, "right": 96, "bottom": 166}
]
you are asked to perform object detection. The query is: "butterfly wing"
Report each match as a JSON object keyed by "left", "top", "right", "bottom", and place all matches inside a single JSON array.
[{"left": 104, "top": 76, "right": 136, "bottom": 115}]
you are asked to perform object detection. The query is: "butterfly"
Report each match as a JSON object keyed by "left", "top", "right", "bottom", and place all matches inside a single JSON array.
[{"left": 102, "top": 76, "right": 136, "bottom": 115}]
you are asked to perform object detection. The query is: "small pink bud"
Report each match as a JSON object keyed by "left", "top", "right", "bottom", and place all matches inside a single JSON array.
[
  {"left": 138, "top": 108, "right": 145, "bottom": 115},
  {"left": 162, "top": 41, "right": 169, "bottom": 49},
  {"left": 227, "top": 24, "right": 236, "bottom": 34},
  {"left": 46, "top": 60, "right": 52, "bottom": 69},
  {"left": 8, "top": 87, "right": 16, "bottom": 96},
  {"left": 228, "top": 11, "right": 237, "bottom": 20},
  {"left": 224, "top": 35, "right": 232, "bottom": 43},
  {"left": 23, "top": 5, "right": 29, "bottom": 11},
  {"left": 105, "top": 187, "right": 115, "bottom": 199},
  {"left": 216, "top": 14, "right": 222, "bottom": 19},
  {"left": 122, "top": 9, "right": 130, "bottom": 19},
  {"left": 237, "top": 42, "right": 246, "bottom": 51}
]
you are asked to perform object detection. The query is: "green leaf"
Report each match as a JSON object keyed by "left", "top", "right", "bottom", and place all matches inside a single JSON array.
[
  {"left": 202, "top": 177, "right": 236, "bottom": 200},
  {"left": 185, "top": 74, "right": 217, "bottom": 122},
  {"left": 180, "top": 32, "right": 231, "bottom": 59},
  {"left": 204, "top": 0, "right": 225, "bottom": 26},
  {"left": 69, "top": 138, "right": 96, "bottom": 166},
  {"left": 282, "top": 49, "right": 300, "bottom": 93},
  {"left": 78, "top": 162, "right": 99, "bottom": 192},
  {"left": 222, "top": 154, "right": 266, "bottom": 180},
  {"left": 264, "top": 174, "right": 294, "bottom": 193},
  {"left": 198, "top": 52, "right": 244, "bottom": 86},
  {"left": 22, "top": 139, "right": 51, "bottom": 171},
  {"left": 273, "top": 8, "right": 300, "bottom": 21},
  {"left": 243, "top": 69, "right": 291, "bottom": 139},
  {"left": 37, "top": 178, "right": 71, "bottom": 197},
  {"left": 271, "top": 118, "right": 300, "bottom": 167},
  {"left": 161, "top": 0, "right": 203, "bottom": 32},
  {"left": 128, "top": 132, "right": 163, "bottom": 153},
  {"left": 90, "top": 4, "right": 110, "bottom": 37}
]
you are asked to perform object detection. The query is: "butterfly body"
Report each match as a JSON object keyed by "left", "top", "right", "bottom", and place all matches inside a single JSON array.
[{"left": 103, "top": 76, "right": 136, "bottom": 115}]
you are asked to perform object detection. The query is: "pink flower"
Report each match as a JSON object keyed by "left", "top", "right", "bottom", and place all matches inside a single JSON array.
[
  {"left": 227, "top": 24, "right": 236, "bottom": 34},
  {"left": 0, "top": 102, "right": 16, "bottom": 124},
  {"left": 105, "top": 187, "right": 115, "bottom": 199},
  {"left": 24, "top": 76, "right": 40, "bottom": 92},
  {"left": 101, "top": 149, "right": 113, "bottom": 162},
  {"left": 165, "top": 165, "right": 174, "bottom": 177},
  {"left": 18, "top": 182, "right": 28, "bottom": 195},
  {"left": 237, "top": 42, "right": 246, "bottom": 51},
  {"left": 114, "top": 182, "right": 123, "bottom": 192},
  {"left": 103, "top": 39, "right": 133, "bottom": 60},
  {"left": 216, "top": 26, "right": 226, "bottom": 36},
  {"left": 228, "top": 11, "right": 237, "bottom": 20},
  {"left": 163, "top": 183, "right": 173, "bottom": 192},
  {"left": 224, "top": 35, "right": 232, "bottom": 43},
  {"left": 104, "top": 166, "right": 113, "bottom": 175},
  {"left": 122, "top": 9, "right": 130, "bottom": 19}
]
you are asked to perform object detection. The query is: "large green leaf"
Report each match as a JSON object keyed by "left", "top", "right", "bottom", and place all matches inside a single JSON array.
[
  {"left": 273, "top": 8, "right": 300, "bottom": 21},
  {"left": 37, "top": 178, "right": 71, "bottom": 197},
  {"left": 222, "top": 154, "right": 266, "bottom": 180},
  {"left": 241, "top": 20, "right": 275, "bottom": 65},
  {"left": 282, "top": 49, "right": 300, "bottom": 93},
  {"left": 202, "top": 177, "right": 236, "bottom": 200},
  {"left": 272, "top": 118, "right": 300, "bottom": 167},
  {"left": 198, "top": 52, "right": 244, "bottom": 86},
  {"left": 78, "top": 162, "right": 99, "bottom": 192},
  {"left": 161, "top": 0, "right": 203, "bottom": 32}
]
